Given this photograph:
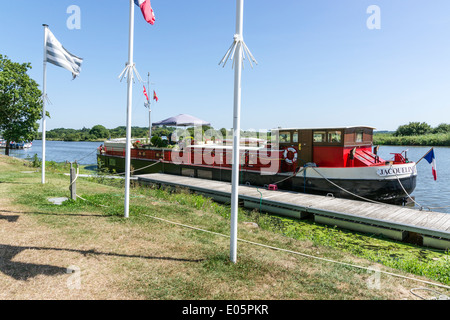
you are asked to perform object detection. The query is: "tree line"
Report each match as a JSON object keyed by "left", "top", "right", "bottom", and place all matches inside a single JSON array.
[
  {"left": 393, "top": 122, "right": 450, "bottom": 136},
  {"left": 35, "top": 125, "right": 229, "bottom": 143},
  {"left": 374, "top": 122, "right": 450, "bottom": 146},
  {"left": 34, "top": 125, "right": 175, "bottom": 142}
]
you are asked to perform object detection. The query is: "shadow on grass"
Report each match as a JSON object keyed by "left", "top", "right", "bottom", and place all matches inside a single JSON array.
[
  {"left": 0, "top": 214, "right": 20, "bottom": 223},
  {"left": 0, "top": 243, "right": 204, "bottom": 281},
  {"left": 0, "top": 244, "right": 67, "bottom": 281},
  {"left": 0, "top": 209, "right": 105, "bottom": 218}
]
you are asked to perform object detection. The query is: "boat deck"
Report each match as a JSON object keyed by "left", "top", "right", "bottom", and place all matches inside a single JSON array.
[{"left": 136, "top": 173, "right": 450, "bottom": 250}]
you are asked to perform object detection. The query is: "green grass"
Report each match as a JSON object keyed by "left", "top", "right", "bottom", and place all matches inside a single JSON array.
[
  {"left": 65, "top": 177, "right": 450, "bottom": 287},
  {"left": 61, "top": 167, "right": 450, "bottom": 286},
  {"left": 1, "top": 154, "right": 450, "bottom": 299}
]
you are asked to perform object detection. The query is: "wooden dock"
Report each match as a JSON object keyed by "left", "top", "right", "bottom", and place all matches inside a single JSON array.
[{"left": 136, "top": 173, "right": 450, "bottom": 250}]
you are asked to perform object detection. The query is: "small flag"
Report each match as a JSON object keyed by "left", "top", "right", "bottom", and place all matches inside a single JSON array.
[
  {"left": 153, "top": 90, "right": 158, "bottom": 102},
  {"left": 134, "top": 0, "right": 156, "bottom": 25},
  {"left": 424, "top": 148, "right": 437, "bottom": 180},
  {"left": 45, "top": 28, "right": 83, "bottom": 79},
  {"left": 143, "top": 85, "right": 149, "bottom": 101}
]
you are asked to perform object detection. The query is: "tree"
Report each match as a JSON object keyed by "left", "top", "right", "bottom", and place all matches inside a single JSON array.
[
  {"left": 0, "top": 55, "right": 44, "bottom": 155},
  {"left": 394, "top": 122, "right": 432, "bottom": 137},
  {"left": 89, "top": 124, "right": 110, "bottom": 139},
  {"left": 433, "top": 123, "right": 450, "bottom": 134}
]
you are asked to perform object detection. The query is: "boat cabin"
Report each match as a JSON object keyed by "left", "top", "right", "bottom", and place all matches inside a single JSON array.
[{"left": 272, "top": 126, "right": 378, "bottom": 168}]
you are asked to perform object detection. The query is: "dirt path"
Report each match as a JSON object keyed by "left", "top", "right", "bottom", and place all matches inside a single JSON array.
[
  {"left": 0, "top": 160, "right": 212, "bottom": 300},
  {"left": 0, "top": 186, "right": 138, "bottom": 299},
  {"left": 0, "top": 156, "right": 167, "bottom": 300}
]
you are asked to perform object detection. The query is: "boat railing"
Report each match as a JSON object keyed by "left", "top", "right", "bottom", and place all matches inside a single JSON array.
[{"left": 100, "top": 145, "right": 285, "bottom": 173}]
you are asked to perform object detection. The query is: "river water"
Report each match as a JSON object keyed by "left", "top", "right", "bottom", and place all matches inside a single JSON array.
[
  {"left": 4, "top": 141, "right": 450, "bottom": 213},
  {"left": 377, "top": 146, "right": 450, "bottom": 213},
  {"left": 6, "top": 140, "right": 101, "bottom": 166}
]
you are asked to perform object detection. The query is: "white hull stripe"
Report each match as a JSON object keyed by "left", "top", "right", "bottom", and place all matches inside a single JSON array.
[{"left": 299, "top": 163, "right": 417, "bottom": 181}]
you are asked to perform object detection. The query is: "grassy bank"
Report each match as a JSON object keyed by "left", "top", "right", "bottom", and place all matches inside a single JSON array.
[
  {"left": 374, "top": 132, "right": 450, "bottom": 146},
  {"left": 0, "top": 155, "right": 449, "bottom": 300}
]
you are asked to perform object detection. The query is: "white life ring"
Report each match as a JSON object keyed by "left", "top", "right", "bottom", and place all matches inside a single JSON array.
[{"left": 283, "top": 147, "right": 298, "bottom": 165}]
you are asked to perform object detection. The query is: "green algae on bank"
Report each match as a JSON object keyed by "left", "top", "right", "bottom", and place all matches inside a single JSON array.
[{"left": 253, "top": 213, "right": 450, "bottom": 285}]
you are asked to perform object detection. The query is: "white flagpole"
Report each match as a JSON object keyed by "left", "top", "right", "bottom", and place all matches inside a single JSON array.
[
  {"left": 230, "top": 0, "right": 245, "bottom": 264},
  {"left": 148, "top": 72, "right": 152, "bottom": 141},
  {"left": 124, "top": 0, "right": 135, "bottom": 218},
  {"left": 42, "top": 24, "right": 48, "bottom": 184}
]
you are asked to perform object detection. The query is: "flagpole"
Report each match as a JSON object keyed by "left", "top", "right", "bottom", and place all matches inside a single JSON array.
[
  {"left": 42, "top": 24, "right": 48, "bottom": 184},
  {"left": 416, "top": 147, "right": 434, "bottom": 165},
  {"left": 230, "top": 0, "right": 245, "bottom": 264},
  {"left": 124, "top": 0, "right": 135, "bottom": 218},
  {"left": 148, "top": 72, "right": 152, "bottom": 141}
]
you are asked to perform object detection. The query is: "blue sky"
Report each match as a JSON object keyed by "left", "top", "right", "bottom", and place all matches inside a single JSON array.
[{"left": 1, "top": 0, "right": 450, "bottom": 132}]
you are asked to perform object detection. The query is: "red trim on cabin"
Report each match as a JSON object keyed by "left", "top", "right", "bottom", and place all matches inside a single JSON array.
[{"left": 313, "top": 146, "right": 386, "bottom": 168}]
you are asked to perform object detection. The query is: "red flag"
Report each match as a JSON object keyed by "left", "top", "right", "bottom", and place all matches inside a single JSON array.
[
  {"left": 153, "top": 91, "right": 158, "bottom": 102},
  {"left": 134, "top": 0, "right": 156, "bottom": 25},
  {"left": 143, "top": 85, "right": 149, "bottom": 101}
]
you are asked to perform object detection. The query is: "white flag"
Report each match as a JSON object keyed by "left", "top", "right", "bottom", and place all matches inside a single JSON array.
[{"left": 45, "top": 28, "right": 83, "bottom": 79}]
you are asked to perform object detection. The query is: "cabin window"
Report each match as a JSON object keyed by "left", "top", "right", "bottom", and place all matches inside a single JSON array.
[
  {"left": 293, "top": 132, "right": 298, "bottom": 143},
  {"left": 313, "top": 131, "right": 326, "bottom": 143},
  {"left": 356, "top": 131, "right": 363, "bottom": 143},
  {"left": 280, "top": 132, "right": 291, "bottom": 143},
  {"left": 327, "top": 131, "right": 342, "bottom": 143}
]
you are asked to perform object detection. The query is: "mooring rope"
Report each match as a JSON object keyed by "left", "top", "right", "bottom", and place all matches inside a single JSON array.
[
  {"left": 390, "top": 165, "right": 450, "bottom": 211},
  {"left": 74, "top": 148, "right": 99, "bottom": 163},
  {"left": 410, "top": 287, "right": 449, "bottom": 300},
  {"left": 67, "top": 160, "right": 162, "bottom": 207},
  {"left": 68, "top": 166, "right": 79, "bottom": 188},
  {"left": 309, "top": 167, "right": 388, "bottom": 205},
  {"left": 390, "top": 165, "right": 431, "bottom": 211},
  {"left": 98, "top": 160, "right": 162, "bottom": 177},
  {"left": 68, "top": 174, "right": 450, "bottom": 294},
  {"left": 271, "top": 166, "right": 305, "bottom": 185},
  {"left": 310, "top": 165, "right": 447, "bottom": 213},
  {"left": 139, "top": 212, "right": 450, "bottom": 292}
]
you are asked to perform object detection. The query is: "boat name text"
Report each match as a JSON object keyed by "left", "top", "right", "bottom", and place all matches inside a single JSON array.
[{"left": 377, "top": 166, "right": 415, "bottom": 177}]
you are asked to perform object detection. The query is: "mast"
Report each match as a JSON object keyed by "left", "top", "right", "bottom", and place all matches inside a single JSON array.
[
  {"left": 147, "top": 72, "right": 152, "bottom": 141},
  {"left": 42, "top": 24, "right": 48, "bottom": 184},
  {"left": 229, "top": 0, "right": 244, "bottom": 264},
  {"left": 219, "top": 0, "right": 257, "bottom": 263},
  {"left": 118, "top": 0, "right": 145, "bottom": 218},
  {"left": 124, "top": 0, "right": 135, "bottom": 218}
]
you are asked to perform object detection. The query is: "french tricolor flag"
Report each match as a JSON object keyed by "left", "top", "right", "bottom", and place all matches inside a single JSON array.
[
  {"left": 134, "top": 0, "right": 155, "bottom": 25},
  {"left": 424, "top": 148, "right": 437, "bottom": 181}
]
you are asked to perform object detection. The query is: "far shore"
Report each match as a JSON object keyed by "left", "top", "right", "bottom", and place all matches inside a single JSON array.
[{"left": 373, "top": 132, "right": 450, "bottom": 147}]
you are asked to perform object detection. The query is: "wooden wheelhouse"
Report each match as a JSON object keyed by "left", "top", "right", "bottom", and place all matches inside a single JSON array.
[{"left": 273, "top": 126, "right": 380, "bottom": 169}]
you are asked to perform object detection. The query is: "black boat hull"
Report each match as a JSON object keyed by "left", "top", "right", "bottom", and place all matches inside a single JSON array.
[{"left": 98, "top": 154, "right": 417, "bottom": 204}]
